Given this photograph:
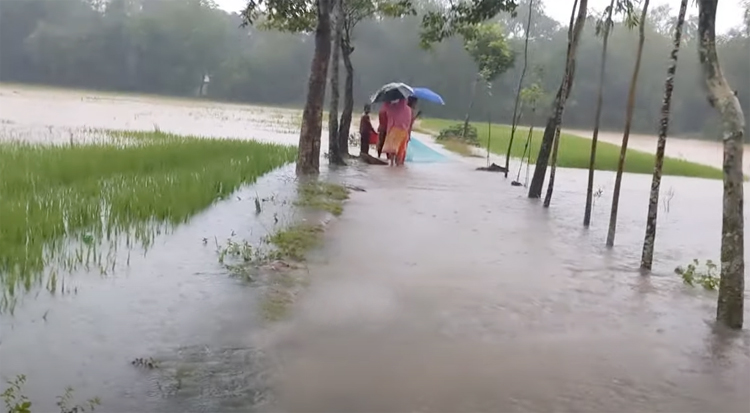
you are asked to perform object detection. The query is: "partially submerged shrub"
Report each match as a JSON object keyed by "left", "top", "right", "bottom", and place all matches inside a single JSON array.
[
  {"left": 1, "top": 375, "right": 100, "bottom": 413},
  {"left": 436, "top": 124, "right": 480, "bottom": 146},
  {"left": 675, "top": 259, "right": 720, "bottom": 290}
]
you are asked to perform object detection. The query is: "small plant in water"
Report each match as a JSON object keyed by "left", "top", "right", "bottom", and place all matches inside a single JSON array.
[
  {"left": 2, "top": 375, "right": 100, "bottom": 413},
  {"left": 675, "top": 259, "right": 720, "bottom": 290}
]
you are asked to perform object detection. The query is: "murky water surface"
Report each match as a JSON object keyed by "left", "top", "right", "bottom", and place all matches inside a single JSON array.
[{"left": 0, "top": 85, "right": 748, "bottom": 412}]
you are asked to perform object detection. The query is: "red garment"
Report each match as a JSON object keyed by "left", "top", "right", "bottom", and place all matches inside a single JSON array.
[{"left": 378, "top": 107, "right": 388, "bottom": 135}]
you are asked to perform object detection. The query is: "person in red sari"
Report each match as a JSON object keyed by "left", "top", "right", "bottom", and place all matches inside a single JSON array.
[
  {"left": 381, "top": 99, "right": 412, "bottom": 166},
  {"left": 358, "top": 104, "right": 378, "bottom": 155}
]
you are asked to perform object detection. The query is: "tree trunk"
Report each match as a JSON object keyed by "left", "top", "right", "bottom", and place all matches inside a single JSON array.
[
  {"left": 606, "top": 0, "right": 650, "bottom": 247},
  {"left": 296, "top": 0, "right": 333, "bottom": 175},
  {"left": 327, "top": 0, "right": 346, "bottom": 166},
  {"left": 338, "top": 42, "right": 354, "bottom": 158},
  {"left": 527, "top": 0, "right": 587, "bottom": 199},
  {"left": 583, "top": 0, "right": 616, "bottom": 226},
  {"left": 542, "top": 66, "right": 574, "bottom": 207},
  {"left": 640, "top": 0, "right": 688, "bottom": 270},
  {"left": 462, "top": 73, "right": 480, "bottom": 140},
  {"left": 697, "top": 0, "right": 746, "bottom": 329},
  {"left": 504, "top": 0, "right": 534, "bottom": 178}
]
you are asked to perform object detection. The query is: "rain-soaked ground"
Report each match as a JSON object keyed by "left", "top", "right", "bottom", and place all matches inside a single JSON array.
[{"left": 0, "top": 85, "right": 748, "bottom": 412}]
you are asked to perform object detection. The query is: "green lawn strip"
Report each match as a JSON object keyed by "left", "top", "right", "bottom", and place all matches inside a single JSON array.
[{"left": 421, "top": 118, "right": 722, "bottom": 180}]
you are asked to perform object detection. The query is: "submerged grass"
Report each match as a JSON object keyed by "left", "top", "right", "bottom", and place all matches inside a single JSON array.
[
  {"left": 421, "top": 119, "right": 723, "bottom": 179},
  {"left": 294, "top": 181, "right": 350, "bottom": 216},
  {"left": 0, "top": 130, "right": 296, "bottom": 305},
  {"left": 439, "top": 138, "right": 480, "bottom": 157}
]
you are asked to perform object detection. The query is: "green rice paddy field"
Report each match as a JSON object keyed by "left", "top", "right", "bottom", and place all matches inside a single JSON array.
[{"left": 0, "top": 131, "right": 296, "bottom": 301}]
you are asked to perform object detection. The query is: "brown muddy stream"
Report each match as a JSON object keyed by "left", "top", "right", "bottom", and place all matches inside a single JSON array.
[{"left": 0, "top": 85, "right": 748, "bottom": 412}]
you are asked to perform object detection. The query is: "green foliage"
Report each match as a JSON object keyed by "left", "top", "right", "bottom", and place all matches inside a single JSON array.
[
  {"left": 423, "top": 118, "right": 724, "bottom": 179},
  {"left": 675, "top": 259, "right": 720, "bottom": 290},
  {"left": 244, "top": 0, "right": 414, "bottom": 33},
  {"left": 520, "top": 83, "right": 544, "bottom": 108},
  {"left": 294, "top": 181, "right": 350, "bottom": 216},
  {"left": 0, "top": 0, "right": 748, "bottom": 138},
  {"left": 2, "top": 376, "right": 100, "bottom": 413},
  {"left": 0, "top": 131, "right": 296, "bottom": 309},
  {"left": 419, "top": 0, "right": 518, "bottom": 47},
  {"left": 595, "top": 0, "right": 638, "bottom": 37},
  {"left": 462, "top": 22, "right": 515, "bottom": 82},
  {"left": 267, "top": 223, "right": 324, "bottom": 261},
  {"left": 436, "top": 123, "right": 480, "bottom": 146}
]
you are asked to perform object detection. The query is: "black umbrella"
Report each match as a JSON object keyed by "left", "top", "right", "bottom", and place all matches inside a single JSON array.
[{"left": 369, "top": 82, "right": 414, "bottom": 104}]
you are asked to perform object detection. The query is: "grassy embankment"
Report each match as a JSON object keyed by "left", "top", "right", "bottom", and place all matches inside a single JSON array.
[
  {"left": 0, "top": 130, "right": 296, "bottom": 306},
  {"left": 421, "top": 119, "right": 723, "bottom": 180}
]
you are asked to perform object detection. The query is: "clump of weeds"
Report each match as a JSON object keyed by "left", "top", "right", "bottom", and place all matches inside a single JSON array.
[
  {"left": 2, "top": 375, "right": 101, "bottom": 413},
  {"left": 295, "top": 181, "right": 349, "bottom": 216},
  {"left": 265, "top": 223, "right": 324, "bottom": 262},
  {"left": 675, "top": 259, "right": 720, "bottom": 290}
]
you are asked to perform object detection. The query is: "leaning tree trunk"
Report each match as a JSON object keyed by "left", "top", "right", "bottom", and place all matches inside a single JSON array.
[
  {"left": 542, "top": 65, "right": 574, "bottom": 207},
  {"left": 583, "top": 0, "right": 616, "bottom": 226},
  {"left": 606, "top": 0, "right": 650, "bottom": 247},
  {"left": 462, "top": 73, "right": 481, "bottom": 140},
  {"left": 542, "top": 0, "right": 580, "bottom": 207},
  {"left": 327, "top": 0, "right": 346, "bottom": 166},
  {"left": 504, "top": 0, "right": 534, "bottom": 178},
  {"left": 528, "top": 0, "right": 586, "bottom": 199},
  {"left": 640, "top": 0, "right": 688, "bottom": 270},
  {"left": 297, "top": 0, "right": 333, "bottom": 175},
  {"left": 698, "top": 0, "right": 746, "bottom": 329},
  {"left": 338, "top": 40, "right": 355, "bottom": 157}
]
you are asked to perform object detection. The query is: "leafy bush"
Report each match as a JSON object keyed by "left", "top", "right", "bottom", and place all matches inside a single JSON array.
[
  {"left": 675, "top": 259, "right": 720, "bottom": 290},
  {"left": 435, "top": 124, "right": 480, "bottom": 146}
]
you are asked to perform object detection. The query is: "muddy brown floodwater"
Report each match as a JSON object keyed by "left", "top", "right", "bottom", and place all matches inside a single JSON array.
[
  {"left": 0, "top": 85, "right": 748, "bottom": 412},
  {"left": 265, "top": 163, "right": 750, "bottom": 413}
]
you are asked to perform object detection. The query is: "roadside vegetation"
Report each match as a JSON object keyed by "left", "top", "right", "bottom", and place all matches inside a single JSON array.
[{"left": 422, "top": 118, "right": 723, "bottom": 179}]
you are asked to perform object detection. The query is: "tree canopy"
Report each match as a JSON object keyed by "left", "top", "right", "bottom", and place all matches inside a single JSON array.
[{"left": 0, "top": 0, "right": 747, "bottom": 139}]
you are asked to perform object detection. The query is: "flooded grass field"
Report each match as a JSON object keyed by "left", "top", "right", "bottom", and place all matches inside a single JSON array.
[{"left": 0, "top": 84, "right": 748, "bottom": 412}]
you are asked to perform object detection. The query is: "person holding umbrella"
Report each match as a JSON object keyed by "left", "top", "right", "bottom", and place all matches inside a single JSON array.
[{"left": 380, "top": 98, "right": 412, "bottom": 166}]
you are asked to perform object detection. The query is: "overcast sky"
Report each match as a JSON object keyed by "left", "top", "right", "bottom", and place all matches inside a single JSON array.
[{"left": 214, "top": 0, "right": 747, "bottom": 34}]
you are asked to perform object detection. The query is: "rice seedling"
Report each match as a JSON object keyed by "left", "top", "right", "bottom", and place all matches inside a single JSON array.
[{"left": 0, "top": 130, "right": 296, "bottom": 308}]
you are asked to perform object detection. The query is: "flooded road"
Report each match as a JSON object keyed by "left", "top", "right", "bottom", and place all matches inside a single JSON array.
[
  {"left": 267, "top": 164, "right": 750, "bottom": 412},
  {"left": 1, "top": 85, "right": 748, "bottom": 412}
]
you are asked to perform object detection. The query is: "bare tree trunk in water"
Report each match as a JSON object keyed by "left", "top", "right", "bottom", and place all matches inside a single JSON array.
[
  {"left": 640, "top": 0, "right": 688, "bottom": 270},
  {"left": 327, "top": 0, "right": 346, "bottom": 166},
  {"left": 504, "top": 0, "right": 534, "bottom": 178},
  {"left": 297, "top": 0, "right": 333, "bottom": 175},
  {"left": 583, "top": 0, "right": 615, "bottom": 226},
  {"left": 542, "top": 66, "right": 573, "bottom": 207},
  {"left": 462, "top": 73, "right": 480, "bottom": 140},
  {"left": 606, "top": 0, "right": 649, "bottom": 247},
  {"left": 339, "top": 39, "right": 354, "bottom": 158},
  {"left": 697, "top": 0, "right": 746, "bottom": 329},
  {"left": 528, "top": 0, "right": 587, "bottom": 199}
]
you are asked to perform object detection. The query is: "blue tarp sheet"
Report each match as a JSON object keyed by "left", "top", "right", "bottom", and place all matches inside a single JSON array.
[{"left": 405, "top": 137, "right": 447, "bottom": 163}]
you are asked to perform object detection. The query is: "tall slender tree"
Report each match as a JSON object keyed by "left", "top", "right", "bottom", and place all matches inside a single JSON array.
[
  {"left": 697, "top": 0, "right": 746, "bottom": 329},
  {"left": 328, "top": 0, "right": 346, "bottom": 165},
  {"left": 640, "top": 0, "right": 688, "bottom": 270},
  {"left": 539, "top": 0, "right": 583, "bottom": 206},
  {"left": 583, "top": 0, "right": 620, "bottom": 225},
  {"left": 527, "top": 0, "right": 587, "bottom": 199},
  {"left": 503, "top": 0, "right": 533, "bottom": 178},
  {"left": 605, "top": 0, "right": 650, "bottom": 247}
]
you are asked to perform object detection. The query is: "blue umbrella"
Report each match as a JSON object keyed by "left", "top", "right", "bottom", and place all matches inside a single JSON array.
[{"left": 412, "top": 87, "right": 445, "bottom": 105}]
